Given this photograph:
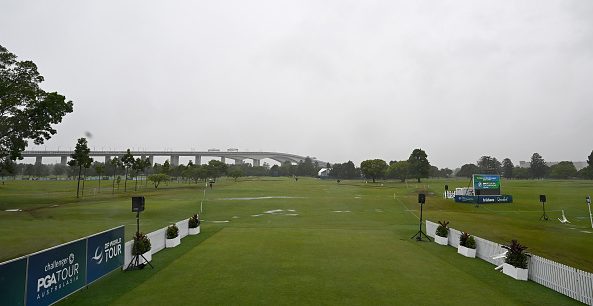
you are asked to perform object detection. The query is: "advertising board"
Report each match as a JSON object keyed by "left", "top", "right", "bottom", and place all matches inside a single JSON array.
[
  {"left": 86, "top": 226, "right": 124, "bottom": 284},
  {"left": 26, "top": 239, "right": 87, "bottom": 306},
  {"left": 0, "top": 257, "right": 27, "bottom": 306},
  {"left": 473, "top": 174, "right": 501, "bottom": 195}
]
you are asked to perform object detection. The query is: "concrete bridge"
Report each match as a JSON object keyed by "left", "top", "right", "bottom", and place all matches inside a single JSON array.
[{"left": 20, "top": 150, "right": 328, "bottom": 167}]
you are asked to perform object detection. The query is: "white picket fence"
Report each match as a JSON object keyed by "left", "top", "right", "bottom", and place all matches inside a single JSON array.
[
  {"left": 426, "top": 220, "right": 593, "bottom": 305},
  {"left": 123, "top": 219, "right": 190, "bottom": 270}
]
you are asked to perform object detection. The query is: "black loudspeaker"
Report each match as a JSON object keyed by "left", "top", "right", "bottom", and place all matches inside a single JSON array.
[
  {"left": 418, "top": 193, "right": 426, "bottom": 204},
  {"left": 132, "top": 196, "right": 145, "bottom": 212},
  {"left": 445, "top": 185, "right": 449, "bottom": 191},
  {"left": 540, "top": 195, "right": 546, "bottom": 203}
]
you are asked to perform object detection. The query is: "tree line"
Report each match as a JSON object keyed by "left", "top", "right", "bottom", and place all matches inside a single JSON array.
[{"left": 455, "top": 151, "right": 593, "bottom": 180}]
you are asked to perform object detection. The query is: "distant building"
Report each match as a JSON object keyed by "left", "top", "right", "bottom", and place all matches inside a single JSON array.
[
  {"left": 318, "top": 168, "right": 330, "bottom": 178},
  {"left": 518, "top": 161, "right": 587, "bottom": 171}
]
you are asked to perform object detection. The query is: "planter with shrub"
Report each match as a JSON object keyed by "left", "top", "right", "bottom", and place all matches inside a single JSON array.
[
  {"left": 502, "top": 240, "right": 530, "bottom": 281},
  {"left": 132, "top": 232, "right": 152, "bottom": 264},
  {"left": 434, "top": 221, "right": 449, "bottom": 245},
  {"left": 165, "top": 224, "right": 180, "bottom": 248},
  {"left": 457, "top": 232, "right": 476, "bottom": 258},
  {"left": 188, "top": 214, "right": 201, "bottom": 235}
]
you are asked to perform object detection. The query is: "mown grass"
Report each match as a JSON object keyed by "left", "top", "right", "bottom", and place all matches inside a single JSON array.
[{"left": 0, "top": 177, "right": 589, "bottom": 305}]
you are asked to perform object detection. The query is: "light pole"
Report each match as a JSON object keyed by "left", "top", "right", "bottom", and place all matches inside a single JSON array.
[{"left": 587, "top": 195, "right": 592, "bottom": 229}]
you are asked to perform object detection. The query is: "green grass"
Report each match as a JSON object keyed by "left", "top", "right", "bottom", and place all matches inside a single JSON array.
[{"left": 0, "top": 177, "right": 590, "bottom": 305}]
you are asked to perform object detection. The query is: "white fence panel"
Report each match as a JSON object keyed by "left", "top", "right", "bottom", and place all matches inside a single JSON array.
[
  {"left": 123, "top": 240, "right": 134, "bottom": 270},
  {"left": 529, "top": 255, "right": 593, "bottom": 305},
  {"left": 474, "top": 236, "right": 505, "bottom": 266},
  {"left": 426, "top": 220, "right": 437, "bottom": 238},
  {"left": 122, "top": 217, "right": 195, "bottom": 270},
  {"left": 148, "top": 228, "right": 167, "bottom": 253},
  {"left": 426, "top": 220, "right": 593, "bottom": 305},
  {"left": 448, "top": 228, "right": 461, "bottom": 248},
  {"left": 177, "top": 219, "right": 189, "bottom": 239}
]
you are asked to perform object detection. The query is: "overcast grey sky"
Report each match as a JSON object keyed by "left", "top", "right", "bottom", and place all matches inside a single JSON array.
[{"left": 1, "top": 0, "right": 592, "bottom": 169}]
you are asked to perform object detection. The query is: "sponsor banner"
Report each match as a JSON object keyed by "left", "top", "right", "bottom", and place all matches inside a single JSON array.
[
  {"left": 26, "top": 239, "right": 87, "bottom": 306},
  {"left": 473, "top": 174, "right": 501, "bottom": 190},
  {"left": 87, "top": 226, "right": 124, "bottom": 284},
  {"left": 478, "top": 195, "right": 513, "bottom": 204},
  {"left": 454, "top": 195, "right": 513, "bottom": 204},
  {"left": 454, "top": 195, "right": 477, "bottom": 203},
  {"left": 0, "top": 257, "right": 27, "bottom": 306}
]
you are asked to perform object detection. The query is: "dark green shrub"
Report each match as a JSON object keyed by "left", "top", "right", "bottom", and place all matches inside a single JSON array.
[
  {"left": 132, "top": 232, "right": 151, "bottom": 255},
  {"left": 436, "top": 220, "right": 449, "bottom": 237},
  {"left": 188, "top": 214, "right": 200, "bottom": 228},
  {"left": 166, "top": 224, "right": 179, "bottom": 239},
  {"left": 459, "top": 232, "right": 476, "bottom": 249},
  {"left": 466, "top": 236, "right": 476, "bottom": 249},
  {"left": 503, "top": 240, "right": 529, "bottom": 269}
]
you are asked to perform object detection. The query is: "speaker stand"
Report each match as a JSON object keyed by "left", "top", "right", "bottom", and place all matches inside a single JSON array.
[
  {"left": 540, "top": 202, "right": 548, "bottom": 221},
  {"left": 125, "top": 211, "right": 154, "bottom": 271},
  {"left": 411, "top": 203, "right": 431, "bottom": 241}
]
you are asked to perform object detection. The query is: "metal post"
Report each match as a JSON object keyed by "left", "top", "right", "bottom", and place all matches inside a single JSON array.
[{"left": 587, "top": 195, "right": 592, "bottom": 229}]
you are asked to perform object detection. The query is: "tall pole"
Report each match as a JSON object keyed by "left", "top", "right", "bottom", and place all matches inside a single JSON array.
[
  {"left": 587, "top": 195, "right": 592, "bottom": 229},
  {"left": 419, "top": 202, "right": 423, "bottom": 235},
  {"left": 136, "top": 211, "right": 140, "bottom": 234}
]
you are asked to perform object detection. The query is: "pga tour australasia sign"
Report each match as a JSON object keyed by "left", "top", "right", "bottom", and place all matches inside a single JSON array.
[{"left": 0, "top": 226, "right": 124, "bottom": 306}]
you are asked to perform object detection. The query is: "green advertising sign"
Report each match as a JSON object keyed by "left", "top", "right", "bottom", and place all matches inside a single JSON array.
[
  {"left": 473, "top": 174, "right": 501, "bottom": 190},
  {"left": 0, "top": 257, "right": 27, "bottom": 306}
]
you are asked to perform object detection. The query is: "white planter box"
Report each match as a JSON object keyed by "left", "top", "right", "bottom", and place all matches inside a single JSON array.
[
  {"left": 457, "top": 245, "right": 476, "bottom": 258},
  {"left": 165, "top": 235, "right": 180, "bottom": 248},
  {"left": 435, "top": 235, "right": 448, "bottom": 245},
  {"left": 188, "top": 226, "right": 200, "bottom": 235},
  {"left": 502, "top": 263, "right": 528, "bottom": 281}
]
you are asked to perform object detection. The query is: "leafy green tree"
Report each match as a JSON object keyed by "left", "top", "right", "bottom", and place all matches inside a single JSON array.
[
  {"left": 429, "top": 166, "right": 440, "bottom": 177},
  {"left": 67, "top": 138, "right": 93, "bottom": 198},
  {"left": 477, "top": 156, "right": 501, "bottom": 174},
  {"left": 549, "top": 161, "right": 577, "bottom": 179},
  {"left": 581, "top": 150, "right": 593, "bottom": 179},
  {"left": 513, "top": 167, "right": 531, "bottom": 179},
  {"left": 439, "top": 168, "right": 453, "bottom": 177},
  {"left": 408, "top": 149, "right": 430, "bottom": 183},
  {"left": 530, "top": 153, "right": 548, "bottom": 179},
  {"left": 360, "top": 159, "right": 387, "bottom": 183},
  {"left": 80, "top": 157, "right": 93, "bottom": 197},
  {"left": 121, "top": 149, "right": 135, "bottom": 191},
  {"left": 94, "top": 163, "right": 105, "bottom": 192},
  {"left": 0, "top": 160, "right": 15, "bottom": 179},
  {"left": 33, "top": 163, "right": 49, "bottom": 177},
  {"left": 161, "top": 160, "right": 171, "bottom": 175},
  {"left": 386, "top": 160, "right": 409, "bottom": 182},
  {"left": 110, "top": 157, "right": 122, "bottom": 194},
  {"left": 296, "top": 157, "right": 317, "bottom": 177},
  {"left": 228, "top": 168, "right": 244, "bottom": 181},
  {"left": 502, "top": 158, "right": 514, "bottom": 179},
  {"left": 132, "top": 157, "right": 150, "bottom": 191},
  {"left": 577, "top": 166, "right": 593, "bottom": 179},
  {"left": 148, "top": 173, "right": 170, "bottom": 189},
  {"left": 278, "top": 161, "right": 296, "bottom": 177},
  {"left": 206, "top": 160, "right": 227, "bottom": 180},
  {"left": 0, "top": 45, "right": 73, "bottom": 171},
  {"left": 52, "top": 163, "right": 67, "bottom": 178},
  {"left": 24, "top": 164, "right": 35, "bottom": 178},
  {"left": 456, "top": 164, "right": 479, "bottom": 178},
  {"left": 270, "top": 164, "right": 280, "bottom": 177}
]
